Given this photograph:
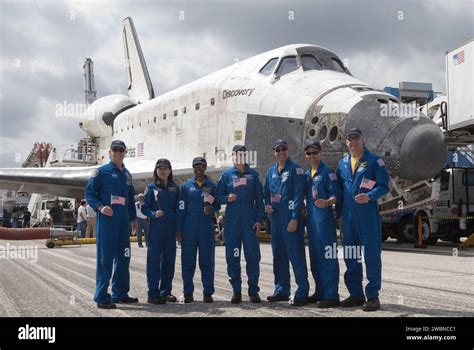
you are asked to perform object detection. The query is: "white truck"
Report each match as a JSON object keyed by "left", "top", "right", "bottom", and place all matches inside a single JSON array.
[
  {"left": 382, "top": 166, "right": 474, "bottom": 244},
  {"left": 380, "top": 39, "right": 474, "bottom": 244},
  {"left": 32, "top": 197, "right": 76, "bottom": 229}
]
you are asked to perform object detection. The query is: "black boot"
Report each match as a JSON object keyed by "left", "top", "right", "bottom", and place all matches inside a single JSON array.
[
  {"left": 97, "top": 302, "right": 116, "bottom": 309},
  {"left": 203, "top": 293, "right": 214, "bottom": 303},
  {"left": 340, "top": 295, "right": 366, "bottom": 307},
  {"left": 316, "top": 299, "right": 340, "bottom": 308},
  {"left": 231, "top": 292, "right": 242, "bottom": 304},
  {"left": 147, "top": 296, "right": 167, "bottom": 305},
  {"left": 113, "top": 296, "right": 138, "bottom": 304},
  {"left": 266, "top": 294, "right": 290, "bottom": 302},
  {"left": 308, "top": 292, "right": 323, "bottom": 304},
  {"left": 363, "top": 297, "right": 380, "bottom": 312},
  {"left": 184, "top": 294, "right": 194, "bottom": 303},
  {"left": 165, "top": 294, "right": 177, "bottom": 303},
  {"left": 290, "top": 297, "right": 308, "bottom": 307},
  {"left": 249, "top": 294, "right": 261, "bottom": 303}
]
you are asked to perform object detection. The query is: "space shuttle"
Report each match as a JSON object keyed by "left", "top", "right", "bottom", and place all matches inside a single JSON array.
[{"left": 0, "top": 17, "right": 447, "bottom": 198}]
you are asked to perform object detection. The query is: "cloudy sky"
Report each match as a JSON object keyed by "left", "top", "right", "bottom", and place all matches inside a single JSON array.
[{"left": 0, "top": 0, "right": 472, "bottom": 167}]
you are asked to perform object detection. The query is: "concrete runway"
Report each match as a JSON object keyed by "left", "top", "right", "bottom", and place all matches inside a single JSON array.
[{"left": 0, "top": 240, "right": 473, "bottom": 317}]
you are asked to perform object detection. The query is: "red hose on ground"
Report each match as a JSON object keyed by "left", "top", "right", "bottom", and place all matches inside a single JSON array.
[{"left": 0, "top": 227, "right": 51, "bottom": 240}]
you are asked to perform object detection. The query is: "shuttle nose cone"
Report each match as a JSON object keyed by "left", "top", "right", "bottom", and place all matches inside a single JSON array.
[{"left": 398, "top": 123, "right": 447, "bottom": 180}]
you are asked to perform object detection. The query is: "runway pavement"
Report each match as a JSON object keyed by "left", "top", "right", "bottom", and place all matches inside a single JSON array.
[{"left": 0, "top": 240, "right": 472, "bottom": 317}]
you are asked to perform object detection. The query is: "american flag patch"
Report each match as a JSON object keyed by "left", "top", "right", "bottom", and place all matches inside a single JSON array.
[
  {"left": 453, "top": 50, "right": 465, "bottom": 66},
  {"left": 377, "top": 158, "right": 385, "bottom": 167},
  {"left": 329, "top": 173, "right": 337, "bottom": 181},
  {"left": 137, "top": 143, "right": 144, "bottom": 157},
  {"left": 296, "top": 167, "right": 305, "bottom": 175},
  {"left": 111, "top": 195, "right": 126, "bottom": 205},
  {"left": 204, "top": 193, "right": 215, "bottom": 204},
  {"left": 360, "top": 178, "right": 376, "bottom": 190},
  {"left": 233, "top": 177, "right": 247, "bottom": 187}
]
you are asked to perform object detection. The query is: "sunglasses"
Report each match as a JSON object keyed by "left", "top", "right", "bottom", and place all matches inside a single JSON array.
[
  {"left": 346, "top": 135, "right": 361, "bottom": 141},
  {"left": 275, "top": 147, "right": 288, "bottom": 153},
  {"left": 305, "top": 151, "right": 320, "bottom": 156},
  {"left": 112, "top": 148, "right": 126, "bottom": 153}
]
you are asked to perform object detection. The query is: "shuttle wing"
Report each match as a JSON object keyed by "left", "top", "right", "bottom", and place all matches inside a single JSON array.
[
  {"left": 0, "top": 166, "right": 95, "bottom": 198},
  {"left": 0, "top": 163, "right": 229, "bottom": 199}
]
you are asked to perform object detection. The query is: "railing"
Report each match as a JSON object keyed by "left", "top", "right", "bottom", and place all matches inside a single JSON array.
[{"left": 60, "top": 147, "right": 97, "bottom": 164}]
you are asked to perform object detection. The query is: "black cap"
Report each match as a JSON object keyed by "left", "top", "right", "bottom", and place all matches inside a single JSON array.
[
  {"left": 110, "top": 140, "right": 126, "bottom": 150},
  {"left": 346, "top": 128, "right": 363, "bottom": 138},
  {"left": 232, "top": 144, "right": 247, "bottom": 153},
  {"left": 304, "top": 139, "right": 322, "bottom": 151},
  {"left": 155, "top": 158, "right": 171, "bottom": 169},
  {"left": 192, "top": 157, "right": 207, "bottom": 167},
  {"left": 272, "top": 139, "right": 288, "bottom": 150}
]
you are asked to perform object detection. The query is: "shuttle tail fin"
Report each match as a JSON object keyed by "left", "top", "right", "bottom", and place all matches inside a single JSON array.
[{"left": 122, "top": 17, "right": 155, "bottom": 103}]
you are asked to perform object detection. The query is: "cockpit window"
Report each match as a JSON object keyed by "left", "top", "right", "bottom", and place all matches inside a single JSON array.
[
  {"left": 276, "top": 56, "right": 299, "bottom": 76},
  {"left": 330, "top": 57, "right": 346, "bottom": 73},
  {"left": 259, "top": 58, "right": 278, "bottom": 76},
  {"left": 295, "top": 46, "right": 352, "bottom": 76},
  {"left": 301, "top": 55, "right": 323, "bottom": 71}
]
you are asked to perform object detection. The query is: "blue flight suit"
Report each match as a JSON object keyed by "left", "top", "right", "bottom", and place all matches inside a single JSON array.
[
  {"left": 85, "top": 161, "right": 137, "bottom": 304},
  {"left": 264, "top": 158, "right": 309, "bottom": 300},
  {"left": 176, "top": 176, "right": 220, "bottom": 296},
  {"left": 216, "top": 164, "right": 264, "bottom": 296},
  {"left": 305, "top": 161, "right": 341, "bottom": 301},
  {"left": 336, "top": 148, "right": 389, "bottom": 299},
  {"left": 141, "top": 181, "right": 179, "bottom": 299}
]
